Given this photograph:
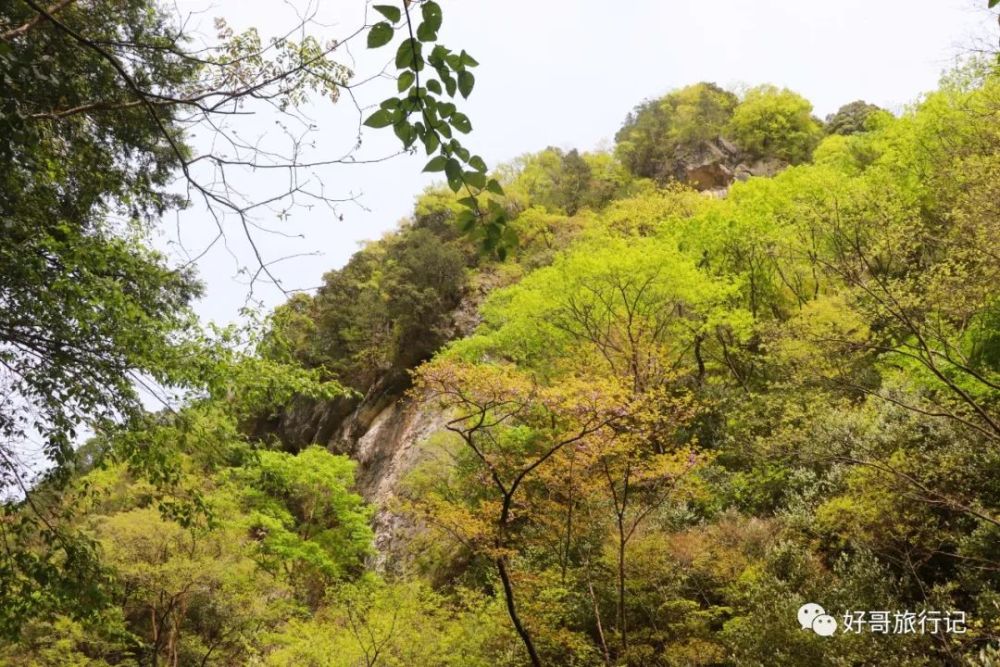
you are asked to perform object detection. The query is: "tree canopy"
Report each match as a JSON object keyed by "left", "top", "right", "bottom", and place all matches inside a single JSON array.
[{"left": 3, "top": 0, "right": 1000, "bottom": 665}]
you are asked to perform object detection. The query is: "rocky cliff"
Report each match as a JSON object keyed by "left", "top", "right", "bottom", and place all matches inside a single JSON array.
[
  {"left": 674, "top": 136, "right": 787, "bottom": 195},
  {"left": 258, "top": 273, "right": 493, "bottom": 565}
]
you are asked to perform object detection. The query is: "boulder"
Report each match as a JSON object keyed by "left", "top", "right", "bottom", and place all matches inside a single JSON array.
[
  {"left": 669, "top": 137, "right": 788, "bottom": 192},
  {"left": 672, "top": 137, "right": 742, "bottom": 190}
]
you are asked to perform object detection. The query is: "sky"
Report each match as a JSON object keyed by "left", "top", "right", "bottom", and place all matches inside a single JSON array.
[{"left": 164, "top": 0, "right": 996, "bottom": 326}]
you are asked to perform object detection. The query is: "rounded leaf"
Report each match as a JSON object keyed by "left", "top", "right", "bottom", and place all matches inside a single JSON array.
[{"left": 367, "top": 22, "right": 394, "bottom": 48}]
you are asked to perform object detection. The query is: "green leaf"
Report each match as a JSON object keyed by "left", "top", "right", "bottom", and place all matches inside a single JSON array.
[
  {"left": 443, "top": 75, "right": 457, "bottom": 97},
  {"left": 422, "top": 2, "right": 443, "bottom": 31},
  {"left": 445, "top": 158, "right": 464, "bottom": 192},
  {"left": 501, "top": 220, "right": 517, "bottom": 247},
  {"left": 458, "top": 71, "right": 475, "bottom": 98},
  {"left": 422, "top": 130, "right": 440, "bottom": 155},
  {"left": 990, "top": 0, "right": 999, "bottom": 7},
  {"left": 459, "top": 50, "right": 479, "bottom": 67},
  {"left": 457, "top": 209, "right": 477, "bottom": 232},
  {"left": 416, "top": 21, "right": 437, "bottom": 42},
  {"left": 422, "top": 101, "right": 439, "bottom": 125},
  {"left": 397, "top": 71, "right": 415, "bottom": 92},
  {"left": 423, "top": 156, "right": 448, "bottom": 172},
  {"left": 430, "top": 45, "right": 450, "bottom": 66},
  {"left": 465, "top": 170, "right": 486, "bottom": 189},
  {"left": 450, "top": 112, "right": 472, "bottom": 134},
  {"left": 395, "top": 39, "right": 415, "bottom": 69},
  {"left": 437, "top": 102, "right": 456, "bottom": 118},
  {"left": 363, "top": 109, "right": 394, "bottom": 129},
  {"left": 372, "top": 4, "right": 401, "bottom": 22},
  {"left": 367, "top": 22, "right": 394, "bottom": 48},
  {"left": 394, "top": 121, "right": 416, "bottom": 147},
  {"left": 425, "top": 79, "right": 443, "bottom": 95},
  {"left": 469, "top": 155, "right": 487, "bottom": 173},
  {"left": 486, "top": 179, "right": 505, "bottom": 196}
]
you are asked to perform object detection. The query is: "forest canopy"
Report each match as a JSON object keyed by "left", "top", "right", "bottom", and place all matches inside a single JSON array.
[{"left": 2, "top": 1, "right": 1000, "bottom": 666}]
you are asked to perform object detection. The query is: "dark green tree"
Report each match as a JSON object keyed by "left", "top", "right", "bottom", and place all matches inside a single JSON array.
[{"left": 824, "top": 100, "right": 884, "bottom": 135}]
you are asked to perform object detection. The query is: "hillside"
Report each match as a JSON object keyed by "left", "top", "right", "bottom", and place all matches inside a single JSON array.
[{"left": 4, "top": 65, "right": 1000, "bottom": 666}]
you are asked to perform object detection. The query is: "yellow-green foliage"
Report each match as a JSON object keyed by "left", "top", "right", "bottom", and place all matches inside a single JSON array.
[
  {"left": 726, "top": 84, "right": 824, "bottom": 163},
  {"left": 7, "top": 59, "right": 1000, "bottom": 667},
  {"left": 405, "top": 61, "right": 1000, "bottom": 666}
]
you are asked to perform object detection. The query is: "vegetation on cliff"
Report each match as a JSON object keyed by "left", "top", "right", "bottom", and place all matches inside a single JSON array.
[{"left": 2, "top": 0, "right": 1000, "bottom": 664}]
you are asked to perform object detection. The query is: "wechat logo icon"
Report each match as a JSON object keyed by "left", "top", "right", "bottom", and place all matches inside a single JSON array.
[{"left": 799, "top": 603, "right": 838, "bottom": 637}]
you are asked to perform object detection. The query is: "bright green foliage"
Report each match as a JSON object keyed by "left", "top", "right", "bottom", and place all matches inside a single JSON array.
[
  {"left": 1, "top": 416, "right": 373, "bottom": 664},
  {"left": 255, "top": 58, "right": 1000, "bottom": 666},
  {"left": 503, "top": 148, "right": 635, "bottom": 216},
  {"left": 5, "top": 1, "right": 1000, "bottom": 660},
  {"left": 726, "top": 84, "right": 824, "bottom": 163},
  {"left": 234, "top": 447, "right": 373, "bottom": 586},
  {"left": 398, "top": 60, "right": 1000, "bottom": 666},
  {"left": 265, "top": 580, "right": 510, "bottom": 666},
  {"left": 450, "top": 233, "right": 746, "bottom": 379}
]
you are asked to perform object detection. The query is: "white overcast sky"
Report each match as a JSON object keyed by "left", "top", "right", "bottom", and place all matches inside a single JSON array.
[{"left": 163, "top": 0, "right": 996, "bottom": 326}]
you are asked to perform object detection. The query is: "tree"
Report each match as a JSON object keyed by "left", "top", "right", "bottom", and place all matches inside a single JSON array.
[
  {"left": 416, "top": 361, "right": 623, "bottom": 667},
  {"left": 824, "top": 100, "right": 885, "bottom": 135},
  {"left": 0, "top": 0, "right": 488, "bottom": 634},
  {"left": 726, "top": 84, "right": 823, "bottom": 164},
  {"left": 0, "top": 408, "right": 372, "bottom": 664},
  {"left": 0, "top": 0, "right": 492, "bottom": 492}
]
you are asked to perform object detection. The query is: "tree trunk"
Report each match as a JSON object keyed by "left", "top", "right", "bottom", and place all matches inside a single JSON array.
[
  {"left": 617, "top": 518, "right": 628, "bottom": 655},
  {"left": 496, "top": 555, "right": 542, "bottom": 667}
]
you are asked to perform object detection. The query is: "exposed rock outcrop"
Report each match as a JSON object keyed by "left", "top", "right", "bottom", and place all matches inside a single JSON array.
[
  {"left": 254, "top": 271, "right": 505, "bottom": 566},
  {"left": 672, "top": 136, "right": 788, "bottom": 194},
  {"left": 674, "top": 136, "right": 741, "bottom": 190},
  {"left": 352, "top": 391, "right": 447, "bottom": 567}
]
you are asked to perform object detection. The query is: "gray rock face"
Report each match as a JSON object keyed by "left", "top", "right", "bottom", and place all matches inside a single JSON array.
[
  {"left": 264, "top": 380, "right": 446, "bottom": 569},
  {"left": 673, "top": 137, "right": 741, "bottom": 190},
  {"left": 352, "top": 391, "right": 447, "bottom": 567},
  {"left": 671, "top": 136, "right": 788, "bottom": 193}
]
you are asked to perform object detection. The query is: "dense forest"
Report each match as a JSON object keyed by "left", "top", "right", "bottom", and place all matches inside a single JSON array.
[{"left": 2, "top": 1, "right": 1000, "bottom": 665}]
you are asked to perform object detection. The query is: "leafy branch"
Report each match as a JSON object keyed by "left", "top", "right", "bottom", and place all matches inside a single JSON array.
[{"left": 364, "top": 1, "right": 516, "bottom": 258}]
